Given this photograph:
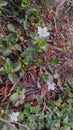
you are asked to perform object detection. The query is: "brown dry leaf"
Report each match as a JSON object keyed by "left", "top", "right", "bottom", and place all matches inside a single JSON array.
[
  {"left": 41, "top": 85, "right": 48, "bottom": 98},
  {"left": 48, "top": 48, "right": 56, "bottom": 55},
  {"left": 37, "top": 81, "right": 41, "bottom": 89},
  {"left": 26, "top": 93, "right": 35, "bottom": 101},
  {"left": 63, "top": 15, "right": 69, "bottom": 22},
  {"left": 57, "top": 39, "right": 64, "bottom": 47},
  {"left": 26, "top": 65, "right": 36, "bottom": 71},
  {"left": 1, "top": 84, "right": 13, "bottom": 95},
  {"left": 30, "top": 100, "right": 38, "bottom": 107}
]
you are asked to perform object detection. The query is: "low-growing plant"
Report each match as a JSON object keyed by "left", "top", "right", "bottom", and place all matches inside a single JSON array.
[{"left": 0, "top": 0, "right": 73, "bottom": 130}]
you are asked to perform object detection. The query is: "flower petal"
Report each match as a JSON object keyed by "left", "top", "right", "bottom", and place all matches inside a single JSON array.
[
  {"left": 15, "top": 112, "right": 19, "bottom": 116},
  {"left": 38, "top": 26, "right": 50, "bottom": 38},
  {"left": 9, "top": 112, "right": 19, "bottom": 122},
  {"left": 47, "top": 82, "right": 56, "bottom": 91},
  {"left": 38, "top": 27, "right": 42, "bottom": 34},
  {"left": 42, "top": 27, "right": 47, "bottom": 32}
]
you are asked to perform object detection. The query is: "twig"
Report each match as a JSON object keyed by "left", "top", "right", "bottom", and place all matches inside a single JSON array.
[
  {"left": 47, "top": 43, "right": 64, "bottom": 52},
  {"left": 52, "top": 15, "right": 57, "bottom": 29},
  {"left": 11, "top": 121, "right": 32, "bottom": 130},
  {"left": 65, "top": 5, "right": 71, "bottom": 14},
  {"left": 2, "top": 79, "right": 20, "bottom": 102},
  {"left": 56, "top": 0, "right": 66, "bottom": 16},
  {"left": 0, "top": 118, "right": 32, "bottom": 130},
  {"left": 0, "top": 118, "right": 18, "bottom": 130},
  {"left": 42, "top": 97, "right": 46, "bottom": 113},
  {"left": 48, "top": 43, "right": 73, "bottom": 54}
]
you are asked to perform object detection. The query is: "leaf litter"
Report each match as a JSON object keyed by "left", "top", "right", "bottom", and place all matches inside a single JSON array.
[{"left": 0, "top": 0, "right": 73, "bottom": 130}]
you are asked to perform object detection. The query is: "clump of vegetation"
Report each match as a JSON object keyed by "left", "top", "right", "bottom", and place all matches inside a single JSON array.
[{"left": 0, "top": 0, "right": 73, "bottom": 130}]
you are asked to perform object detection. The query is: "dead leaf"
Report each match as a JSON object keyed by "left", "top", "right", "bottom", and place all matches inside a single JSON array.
[
  {"left": 30, "top": 100, "right": 38, "bottom": 107},
  {"left": 41, "top": 85, "right": 48, "bottom": 98},
  {"left": 37, "top": 81, "right": 41, "bottom": 89}
]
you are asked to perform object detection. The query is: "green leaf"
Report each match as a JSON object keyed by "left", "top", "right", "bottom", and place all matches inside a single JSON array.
[
  {"left": 22, "top": 0, "right": 29, "bottom": 4},
  {"left": 52, "top": 57, "right": 59, "bottom": 64},
  {"left": 6, "top": 58, "right": 11, "bottom": 64},
  {"left": 15, "top": 101, "right": 20, "bottom": 106},
  {"left": 22, "top": 44, "right": 36, "bottom": 64},
  {"left": 39, "top": 39, "right": 46, "bottom": 47},
  {"left": 8, "top": 73, "right": 15, "bottom": 83},
  {"left": 61, "top": 126, "right": 71, "bottom": 130},
  {"left": 3, "top": 58, "right": 13, "bottom": 73},
  {"left": 15, "top": 89, "right": 25, "bottom": 106},
  {"left": 7, "top": 33, "right": 17, "bottom": 46},
  {"left": 55, "top": 122, "right": 60, "bottom": 128},
  {"left": 19, "top": 126, "right": 24, "bottom": 130},
  {"left": 41, "top": 73, "right": 48, "bottom": 82},
  {"left": 26, "top": 7, "right": 38, "bottom": 16},
  {"left": 0, "top": 67, "right": 5, "bottom": 75},
  {"left": 0, "top": 33, "right": 4, "bottom": 41},
  {"left": 12, "top": 61, "right": 22, "bottom": 72},
  {"left": 24, "top": 103, "right": 31, "bottom": 116},
  {"left": 9, "top": 93, "right": 19, "bottom": 103},
  {"left": 0, "top": 7, "right": 11, "bottom": 15},
  {"left": 4, "top": 64, "right": 12, "bottom": 73},
  {"left": 23, "top": 20, "right": 29, "bottom": 30},
  {"left": 2, "top": 48, "right": 12, "bottom": 56},
  {"left": 0, "top": 1, "right": 8, "bottom": 7},
  {"left": 1, "top": 124, "right": 8, "bottom": 130},
  {"left": 67, "top": 99, "right": 73, "bottom": 104},
  {"left": 48, "top": 73, "right": 53, "bottom": 82},
  {"left": 35, "top": 58, "right": 42, "bottom": 67},
  {"left": 63, "top": 116, "right": 69, "bottom": 124},
  {"left": 51, "top": 127, "right": 59, "bottom": 130},
  {"left": 54, "top": 73, "right": 59, "bottom": 79},
  {"left": 7, "top": 24, "right": 15, "bottom": 32},
  {"left": 15, "top": 44, "right": 22, "bottom": 51}
]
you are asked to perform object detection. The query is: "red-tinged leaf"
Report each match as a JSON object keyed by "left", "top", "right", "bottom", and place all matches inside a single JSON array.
[
  {"left": 26, "top": 65, "right": 36, "bottom": 71},
  {"left": 48, "top": 48, "right": 56, "bottom": 55},
  {"left": 30, "top": 100, "right": 38, "bottom": 107},
  {"left": 1, "top": 84, "right": 14, "bottom": 95},
  {"left": 63, "top": 15, "right": 69, "bottom": 22},
  {"left": 1, "top": 86, "right": 10, "bottom": 95}
]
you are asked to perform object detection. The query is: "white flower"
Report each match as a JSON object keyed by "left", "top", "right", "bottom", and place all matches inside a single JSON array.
[
  {"left": 9, "top": 112, "right": 19, "bottom": 122},
  {"left": 47, "top": 82, "right": 56, "bottom": 91},
  {"left": 38, "top": 26, "right": 50, "bottom": 38}
]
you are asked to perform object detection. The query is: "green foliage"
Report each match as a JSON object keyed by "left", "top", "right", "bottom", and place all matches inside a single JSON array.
[
  {"left": 0, "top": 1, "right": 8, "bottom": 7},
  {"left": 41, "top": 72, "right": 49, "bottom": 82},
  {"left": 51, "top": 57, "right": 59, "bottom": 64},
  {"left": 9, "top": 89, "right": 25, "bottom": 106},
  {"left": 22, "top": 0, "right": 29, "bottom": 5},
  {"left": 0, "top": 1, "right": 73, "bottom": 130},
  {"left": 7, "top": 24, "right": 15, "bottom": 32},
  {"left": 22, "top": 43, "right": 39, "bottom": 65},
  {"left": 16, "top": 91, "right": 73, "bottom": 130},
  {"left": 41, "top": 72, "right": 53, "bottom": 82},
  {"left": 0, "top": 119, "right": 17, "bottom": 130},
  {"left": 35, "top": 58, "right": 42, "bottom": 67}
]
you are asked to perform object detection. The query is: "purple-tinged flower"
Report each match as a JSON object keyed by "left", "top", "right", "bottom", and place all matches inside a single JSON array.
[{"left": 38, "top": 26, "right": 50, "bottom": 38}]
